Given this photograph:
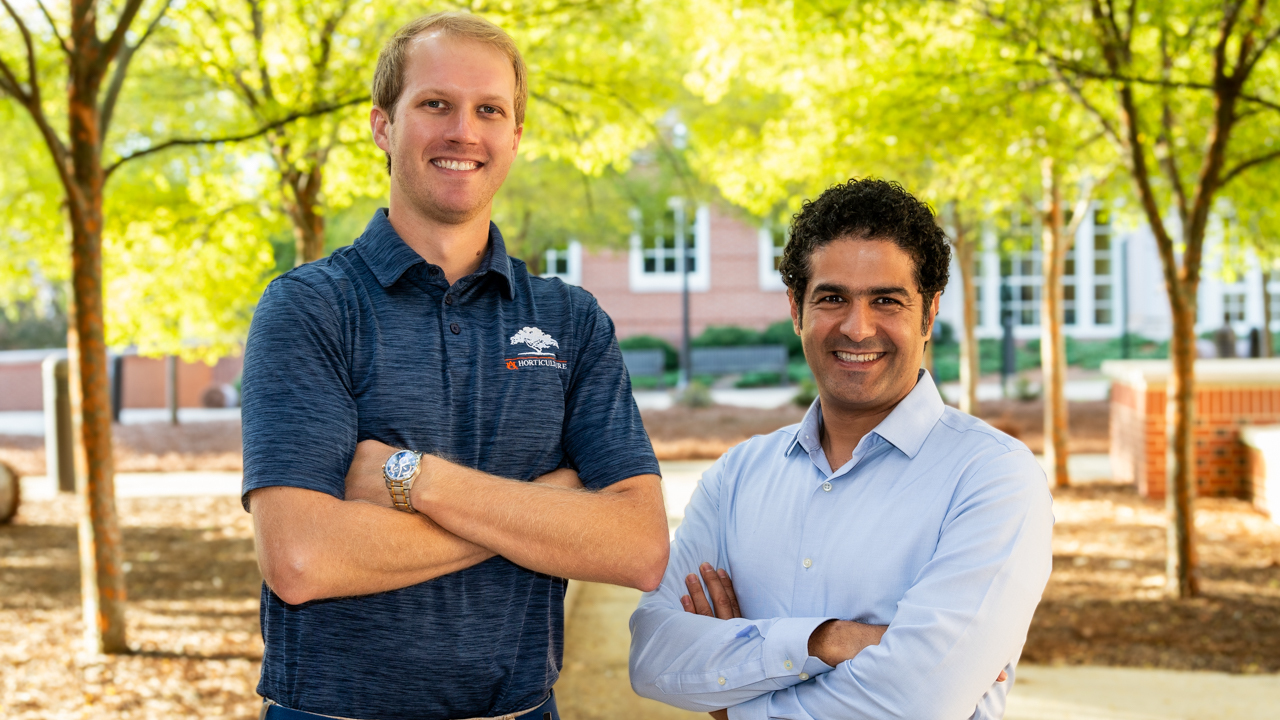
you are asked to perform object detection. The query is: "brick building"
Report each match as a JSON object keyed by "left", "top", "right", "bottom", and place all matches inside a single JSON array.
[{"left": 540, "top": 201, "right": 791, "bottom": 344}]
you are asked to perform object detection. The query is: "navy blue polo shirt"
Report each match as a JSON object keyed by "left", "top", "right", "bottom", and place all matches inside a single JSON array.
[{"left": 240, "top": 209, "right": 659, "bottom": 720}]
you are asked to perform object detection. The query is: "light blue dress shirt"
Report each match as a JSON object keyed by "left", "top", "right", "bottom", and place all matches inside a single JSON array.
[{"left": 629, "top": 371, "right": 1054, "bottom": 719}]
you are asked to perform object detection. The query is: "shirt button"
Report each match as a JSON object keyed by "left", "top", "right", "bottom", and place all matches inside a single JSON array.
[
  {"left": 784, "top": 660, "right": 792, "bottom": 670},
  {"left": 822, "top": 482, "right": 832, "bottom": 492},
  {"left": 450, "top": 322, "right": 460, "bottom": 334},
  {"left": 428, "top": 266, "right": 440, "bottom": 276},
  {"left": 799, "top": 673, "right": 810, "bottom": 680},
  {"left": 802, "top": 558, "right": 812, "bottom": 569},
  {"left": 444, "top": 294, "right": 454, "bottom": 305},
  {"left": 717, "top": 677, "right": 726, "bottom": 685}
]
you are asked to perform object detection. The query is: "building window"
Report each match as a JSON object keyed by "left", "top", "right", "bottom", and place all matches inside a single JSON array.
[
  {"left": 1093, "top": 208, "right": 1115, "bottom": 326},
  {"left": 1000, "top": 214, "right": 1041, "bottom": 327},
  {"left": 628, "top": 201, "right": 710, "bottom": 293},
  {"left": 1223, "top": 291, "right": 1246, "bottom": 324},
  {"left": 758, "top": 225, "right": 788, "bottom": 291},
  {"left": 541, "top": 241, "right": 582, "bottom": 286},
  {"left": 1269, "top": 270, "right": 1280, "bottom": 330}
]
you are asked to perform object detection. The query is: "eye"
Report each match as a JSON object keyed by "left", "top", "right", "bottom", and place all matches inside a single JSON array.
[
  {"left": 424, "top": 100, "right": 445, "bottom": 109},
  {"left": 479, "top": 105, "right": 501, "bottom": 115},
  {"left": 873, "top": 297, "right": 903, "bottom": 306},
  {"left": 817, "top": 294, "right": 845, "bottom": 304}
]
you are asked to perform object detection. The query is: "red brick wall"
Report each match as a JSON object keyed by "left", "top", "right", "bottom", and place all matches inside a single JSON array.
[
  {"left": 1113, "top": 382, "right": 1280, "bottom": 500},
  {"left": 0, "top": 354, "right": 243, "bottom": 412},
  {"left": 0, "top": 363, "right": 45, "bottom": 411},
  {"left": 581, "top": 209, "right": 792, "bottom": 344}
]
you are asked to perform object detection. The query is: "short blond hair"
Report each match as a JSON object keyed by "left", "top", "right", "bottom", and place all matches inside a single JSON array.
[{"left": 372, "top": 12, "right": 527, "bottom": 126}]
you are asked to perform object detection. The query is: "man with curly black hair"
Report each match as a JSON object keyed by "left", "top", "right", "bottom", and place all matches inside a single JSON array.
[{"left": 631, "top": 178, "right": 1053, "bottom": 719}]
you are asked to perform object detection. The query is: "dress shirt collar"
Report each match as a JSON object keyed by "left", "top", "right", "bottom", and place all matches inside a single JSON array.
[
  {"left": 790, "top": 369, "right": 946, "bottom": 461},
  {"left": 354, "top": 208, "right": 515, "bottom": 297}
]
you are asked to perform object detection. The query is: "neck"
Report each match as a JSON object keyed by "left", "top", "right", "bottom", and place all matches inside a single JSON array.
[
  {"left": 386, "top": 194, "right": 493, "bottom": 284},
  {"left": 817, "top": 385, "right": 914, "bottom": 470}
]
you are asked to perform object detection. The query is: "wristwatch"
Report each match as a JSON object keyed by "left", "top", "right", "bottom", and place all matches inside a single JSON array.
[{"left": 383, "top": 449, "right": 423, "bottom": 513}]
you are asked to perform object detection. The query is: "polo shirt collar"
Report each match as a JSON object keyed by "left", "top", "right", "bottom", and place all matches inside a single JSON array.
[
  {"left": 354, "top": 209, "right": 515, "bottom": 298},
  {"left": 788, "top": 368, "right": 946, "bottom": 460}
]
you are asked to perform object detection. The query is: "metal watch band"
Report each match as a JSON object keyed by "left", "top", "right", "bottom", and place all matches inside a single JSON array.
[{"left": 383, "top": 450, "right": 422, "bottom": 514}]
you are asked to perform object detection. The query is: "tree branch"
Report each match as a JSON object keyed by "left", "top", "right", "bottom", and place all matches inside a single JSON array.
[
  {"left": 1, "top": 0, "right": 40, "bottom": 104},
  {"left": 1220, "top": 148, "right": 1280, "bottom": 186},
  {"left": 103, "top": 95, "right": 368, "bottom": 178},
  {"left": 32, "top": 0, "right": 69, "bottom": 54},
  {"left": 1157, "top": 26, "right": 1189, "bottom": 223},
  {"left": 102, "top": 0, "right": 149, "bottom": 65},
  {"left": 1041, "top": 57, "right": 1280, "bottom": 114},
  {"left": 101, "top": 0, "right": 174, "bottom": 140}
]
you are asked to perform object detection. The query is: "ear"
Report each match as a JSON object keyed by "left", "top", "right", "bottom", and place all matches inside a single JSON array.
[
  {"left": 512, "top": 122, "right": 523, "bottom": 153},
  {"left": 923, "top": 292, "right": 941, "bottom": 337},
  {"left": 371, "top": 106, "right": 392, "bottom": 154},
  {"left": 788, "top": 288, "right": 803, "bottom": 332}
]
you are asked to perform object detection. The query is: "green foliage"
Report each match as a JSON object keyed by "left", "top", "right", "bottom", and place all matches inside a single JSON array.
[
  {"left": 619, "top": 335, "right": 679, "bottom": 370},
  {"left": 787, "top": 359, "right": 813, "bottom": 383},
  {"left": 762, "top": 319, "right": 803, "bottom": 357},
  {"left": 678, "top": 380, "right": 714, "bottom": 407},
  {"left": 691, "top": 325, "right": 763, "bottom": 347},
  {"left": 0, "top": 303, "right": 67, "bottom": 351},
  {"left": 734, "top": 371, "right": 782, "bottom": 388},
  {"left": 793, "top": 378, "right": 818, "bottom": 407}
]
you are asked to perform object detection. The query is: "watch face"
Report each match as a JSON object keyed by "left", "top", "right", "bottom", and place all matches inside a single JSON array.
[{"left": 384, "top": 450, "right": 419, "bottom": 481}]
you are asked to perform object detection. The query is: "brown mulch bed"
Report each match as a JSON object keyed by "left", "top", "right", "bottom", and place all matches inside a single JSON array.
[
  {"left": 1026, "top": 482, "right": 1280, "bottom": 673},
  {"left": 0, "top": 495, "right": 262, "bottom": 719},
  {"left": 640, "top": 398, "right": 1110, "bottom": 459},
  {"left": 0, "top": 421, "right": 244, "bottom": 477}
]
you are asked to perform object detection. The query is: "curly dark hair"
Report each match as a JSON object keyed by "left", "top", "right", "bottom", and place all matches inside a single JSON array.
[{"left": 778, "top": 178, "right": 950, "bottom": 334}]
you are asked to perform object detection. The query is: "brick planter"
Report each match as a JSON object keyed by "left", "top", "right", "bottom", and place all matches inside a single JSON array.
[
  {"left": 1102, "top": 359, "right": 1280, "bottom": 500},
  {"left": 1241, "top": 426, "right": 1280, "bottom": 520}
]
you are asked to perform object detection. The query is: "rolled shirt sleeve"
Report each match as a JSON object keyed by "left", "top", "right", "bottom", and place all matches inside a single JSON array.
[
  {"left": 728, "top": 449, "right": 1054, "bottom": 720},
  {"left": 241, "top": 277, "right": 358, "bottom": 508},
  {"left": 630, "top": 457, "right": 836, "bottom": 712}
]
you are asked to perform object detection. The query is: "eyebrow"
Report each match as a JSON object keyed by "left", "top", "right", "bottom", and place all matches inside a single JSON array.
[{"left": 809, "top": 283, "right": 912, "bottom": 299}]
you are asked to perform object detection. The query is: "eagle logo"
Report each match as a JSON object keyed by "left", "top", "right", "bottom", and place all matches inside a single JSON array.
[{"left": 510, "top": 327, "right": 560, "bottom": 355}]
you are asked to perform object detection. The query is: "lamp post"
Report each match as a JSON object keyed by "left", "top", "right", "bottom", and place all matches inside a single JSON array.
[{"left": 672, "top": 197, "right": 690, "bottom": 390}]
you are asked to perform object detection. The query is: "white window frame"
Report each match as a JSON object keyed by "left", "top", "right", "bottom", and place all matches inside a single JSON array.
[
  {"left": 758, "top": 225, "right": 788, "bottom": 292},
  {"left": 628, "top": 201, "right": 710, "bottom": 293},
  {"left": 541, "top": 240, "right": 582, "bottom": 286}
]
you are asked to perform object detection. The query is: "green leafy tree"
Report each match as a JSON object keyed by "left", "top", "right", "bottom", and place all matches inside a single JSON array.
[{"left": 965, "top": 0, "right": 1280, "bottom": 598}]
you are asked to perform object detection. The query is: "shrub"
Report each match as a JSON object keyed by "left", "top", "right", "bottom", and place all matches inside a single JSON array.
[
  {"left": 735, "top": 371, "right": 782, "bottom": 388},
  {"left": 762, "top": 319, "right": 804, "bottom": 357},
  {"left": 793, "top": 379, "right": 818, "bottom": 407},
  {"left": 678, "top": 381, "right": 714, "bottom": 408},
  {"left": 691, "top": 325, "right": 764, "bottom": 347}
]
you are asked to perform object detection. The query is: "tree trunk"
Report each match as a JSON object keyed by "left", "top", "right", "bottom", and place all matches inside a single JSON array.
[
  {"left": 1039, "top": 159, "right": 1070, "bottom": 488},
  {"left": 67, "top": 64, "right": 127, "bottom": 654},
  {"left": 1166, "top": 285, "right": 1200, "bottom": 597},
  {"left": 953, "top": 205, "right": 980, "bottom": 415},
  {"left": 284, "top": 164, "right": 327, "bottom": 265},
  {"left": 1263, "top": 269, "right": 1274, "bottom": 358}
]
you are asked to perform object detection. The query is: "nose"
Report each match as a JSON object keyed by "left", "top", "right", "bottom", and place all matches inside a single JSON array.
[
  {"left": 838, "top": 300, "right": 877, "bottom": 343},
  {"left": 443, "top": 108, "right": 480, "bottom": 145}
]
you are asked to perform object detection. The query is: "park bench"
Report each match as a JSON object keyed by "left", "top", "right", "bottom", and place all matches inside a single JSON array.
[
  {"left": 691, "top": 345, "right": 789, "bottom": 378},
  {"left": 622, "top": 349, "right": 666, "bottom": 380}
]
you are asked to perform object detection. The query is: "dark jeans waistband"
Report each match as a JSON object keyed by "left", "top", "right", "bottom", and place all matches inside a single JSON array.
[{"left": 261, "top": 693, "right": 558, "bottom": 720}]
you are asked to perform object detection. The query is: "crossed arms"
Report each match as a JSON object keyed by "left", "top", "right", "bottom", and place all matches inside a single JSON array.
[
  {"left": 250, "top": 440, "right": 668, "bottom": 605},
  {"left": 629, "top": 450, "right": 1053, "bottom": 720}
]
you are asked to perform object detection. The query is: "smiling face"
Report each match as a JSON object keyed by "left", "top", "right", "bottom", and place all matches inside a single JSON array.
[
  {"left": 791, "top": 238, "right": 939, "bottom": 420},
  {"left": 371, "top": 32, "right": 522, "bottom": 226}
]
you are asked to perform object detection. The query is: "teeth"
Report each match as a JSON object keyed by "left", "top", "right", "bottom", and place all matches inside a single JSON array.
[
  {"left": 433, "top": 159, "right": 479, "bottom": 171},
  {"left": 836, "top": 351, "right": 882, "bottom": 363}
]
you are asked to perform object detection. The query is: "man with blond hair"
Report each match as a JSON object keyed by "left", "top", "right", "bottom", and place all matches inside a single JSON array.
[{"left": 241, "top": 13, "right": 668, "bottom": 720}]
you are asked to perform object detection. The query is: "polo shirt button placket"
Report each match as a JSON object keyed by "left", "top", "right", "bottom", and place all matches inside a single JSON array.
[{"left": 444, "top": 294, "right": 454, "bottom": 306}]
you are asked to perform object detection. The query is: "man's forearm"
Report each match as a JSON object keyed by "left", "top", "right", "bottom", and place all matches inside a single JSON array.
[
  {"left": 251, "top": 486, "right": 493, "bottom": 604},
  {"left": 414, "top": 458, "right": 669, "bottom": 591}
]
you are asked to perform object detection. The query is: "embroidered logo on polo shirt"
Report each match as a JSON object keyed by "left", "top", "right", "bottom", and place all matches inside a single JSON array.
[{"left": 506, "top": 327, "right": 567, "bottom": 370}]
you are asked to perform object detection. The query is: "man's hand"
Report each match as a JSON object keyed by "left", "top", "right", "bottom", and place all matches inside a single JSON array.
[{"left": 680, "top": 562, "right": 742, "bottom": 620}]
